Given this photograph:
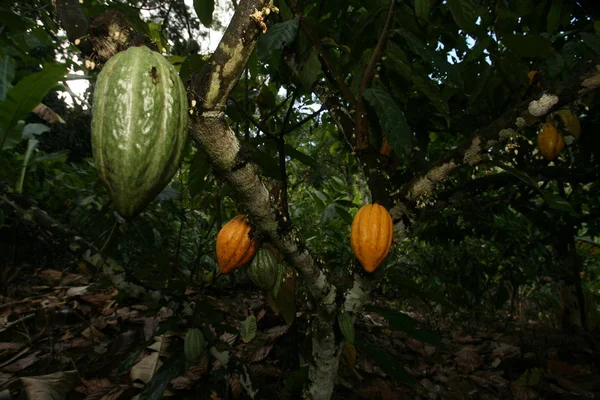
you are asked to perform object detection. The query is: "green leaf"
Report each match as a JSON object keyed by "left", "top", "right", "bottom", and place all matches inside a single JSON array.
[
  {"left": 447, "top": 0, "right": 477, "bottom": 33},
  {"left": 284, "top": 144, "right": 319, "bottom": 167},
  {"left": 501, "top": 34, "right": 554, "bottom": 57},
  {"left": 540, "top": 190, "right": 577, "bottom": 216},
  {"left": 334, "top": 205, "right": 354, "bottom": 225},
  {"left": 0, "top": 55, "right": 16, "bottom": 101},
  {"left": 257, "top": 19, "right": 299, "bottom": 61},
  {"left": 179, "top": 54, "right": 207, "bottom": 82},
  {"left": 22, "top": 123, "right": 50, "bottom": 139},
  {"left": 1, "top": 120, "right": 24, "bottom": 150},
  {"left": 337, "top": 310, "right": 355, "bottom": 343},
  {"left": 581, "top": 32, "right": 600, "bottom": 55},
  {"left": 139, "top": 352, "right": 186, "bottom": 400},
  {"left": 542, "top": 52, "right": 564, "bottom": 78},
  {"left": 269, "top": 266, "right": 296, "bottom": 325},
  {"left": 298, "top": 49, "right": 321, "bottom": 91},
  {"left": 363, "top": 88, "right": 412, "bottom": 155},
  {"left": 410, "top": 74, "right": 449, "bottom": 124},
  {"left": 194, "top": 0, "right": 214, "bottom": 27},
  {"left": 240, "top": 315, "right": 257, "bottom": 343},
  {"left": 414, "top": 0, "right": 435, "bottom": 20},
  {"left": 547, "top": 0, "right": 564, "bottom": 33},
  {"left": 0, "top": 63, "right": 67, "bottom": 134}
]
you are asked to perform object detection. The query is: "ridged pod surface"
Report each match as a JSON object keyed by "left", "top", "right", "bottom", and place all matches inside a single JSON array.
[
  {"left": 350, "top": 204, "right": 393, "bottom": 273},
  {"left": 217, "top": 215, "right": 259, "bottom": 274},
  {"left": 184, "top": 328, "right": 205, "bottom": 363},
  {"left": 91, "top": 46, "right": 188, "bottom": 218},
  {"left": 247, "top": 248, "right": 280, "bottom": 290},
  {"left": 537, "top": 122, "right": 564, "bottom": 160}
]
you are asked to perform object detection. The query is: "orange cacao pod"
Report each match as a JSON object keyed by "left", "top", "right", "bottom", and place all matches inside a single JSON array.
[
  {"left": 216, "top": 215, "right": 259, "bottom": 274},
  {"left": 537, "top": 122, "right": 564, "bottom": 160},
  {"left": 350, "top": 204, "right": 393, "bottom": 273}
]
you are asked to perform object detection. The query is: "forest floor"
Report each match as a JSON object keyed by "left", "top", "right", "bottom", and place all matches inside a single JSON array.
[{"left": 0, "top": 263, "right": 599, "bottom": 400}]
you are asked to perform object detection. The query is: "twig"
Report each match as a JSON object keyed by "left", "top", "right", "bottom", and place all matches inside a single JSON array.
[{"left": 354, "top": 0, "right": 396, "bottom": 150}]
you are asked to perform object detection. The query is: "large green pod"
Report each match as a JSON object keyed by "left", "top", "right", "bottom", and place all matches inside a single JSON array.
[{"left": 91, "top": 46, "right": 188, "bottom": 218}]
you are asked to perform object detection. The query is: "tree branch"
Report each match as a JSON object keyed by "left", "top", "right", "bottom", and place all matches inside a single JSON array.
[
  {"left": 354, "top": 0, "right": 395, "bottom": 150},
  {"left": 187, "top": 0, "right": 335, "bottom": 306},
  {"left": 394, "top": 58, "right": 600, "bottom": 215}
]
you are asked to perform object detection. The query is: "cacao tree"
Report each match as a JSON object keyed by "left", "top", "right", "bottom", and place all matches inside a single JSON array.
[{"left": 1, "top": 0, "right": 600, "bottom": 398}]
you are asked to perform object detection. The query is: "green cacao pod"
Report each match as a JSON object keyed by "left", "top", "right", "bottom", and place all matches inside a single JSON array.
[
  {"left": 91, "top": 46, "right": 189, "bottom": 218},
  {"left": 184, "top": 328, "right": 205, "bottom": 363},
  {"left": 337, "top": 309, "right": 355, "bottom": 344},
  {"left": 247, "top": 248, "right": 281, "bottom": 290}
]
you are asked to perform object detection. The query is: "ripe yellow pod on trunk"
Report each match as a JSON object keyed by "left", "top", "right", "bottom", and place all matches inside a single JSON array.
[
  {"left": 216, "top": 215, "right": 259, "bottom": 274},
  {"left": 350, "top": 204, "right": 393, "bottom": 273}
]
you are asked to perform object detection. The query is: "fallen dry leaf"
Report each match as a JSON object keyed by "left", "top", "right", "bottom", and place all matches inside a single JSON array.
[{"left": 21, "top": 370, "right": 77, "bottom": 400}]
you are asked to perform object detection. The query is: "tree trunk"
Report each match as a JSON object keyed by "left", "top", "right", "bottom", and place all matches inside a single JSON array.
[{"left": 307, "top": 316, "right": 342, "bottom": 399}]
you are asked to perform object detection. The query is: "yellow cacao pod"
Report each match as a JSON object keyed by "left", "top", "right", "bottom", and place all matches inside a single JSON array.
[
  {"left": 350, "top": 204, "right": 393, "bottom": 273},
  {"left": 537, "top": 122, "right": 564, "bottom": 160},
  {"left": 216, "top": 215, "right": 259, "bottom": 274}
]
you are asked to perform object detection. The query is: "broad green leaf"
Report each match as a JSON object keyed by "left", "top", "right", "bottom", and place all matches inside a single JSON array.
[
  {"left": 270, "top": 266, "right": 296, "bottom": 325},
  {"left": 298, "top": 49, "right": 321, "bottom": 91},
  {"left": 410, "top": 74, "right": 449, "bottom": 125},
  {"left": 194, "top": 0, "right": 214, "bottom": 27},
  {"left": 257, "top": 19, "right": 299, "bottom": 60},
  {"left": 320, "top": 203, "right": 337, "bottom": 224},
  {"left": 22, "top": 123, "right": 50, "bottom": 139},
  {"left": 547, "top": 0, "right": 564, "bottom": 33},
  {"left": 394, "top": 30, "right": 462, "bottom": 85},
  {"left": 1, "top": 120, "right": 24, "bottom": 150},
  {"left": 188, "top": 150, "right": 211, "bottom": 198},
  {"left": 447, "top": 0, "right": 478, "bottom": 33},
  {"left": 179, "top": 54, "right": 207, "bottom": 82},
  {"left": 540, "top": 191, "right": 577, "bottom": 216},
  {"left": 284, "top": 144, "right": 319, "bottom": 167},
  {"left": 139, "top": 352, "right": 186, "bottom": 400},
  {"left": 542, "top": 52, "right": 564, "bottom": 78},
  {"left": 334, "top": 205, "right": 354, "bottom": 225},
  {"left": 0, "top": 63, "right": 67, "bottom": 135},
  {"left": 501, "top": 34, "right": 554, "bottom": 57},
  {"left": 240, "top": 315, "right": 257, "bottom": 343},
  {"left": 414, "top": 0, "right": 435, "bottom": 20},
  {"left": 581, "top": 32, "right": 600, "bottom": 55},
  {"left": 148, "top": 22, "right": 169, "bottom": 52},
  {"left": 337, "top": 310, "right": 355, "bottom": 343},
  {"left": 464, "top": 36, "right": 492, "bottom": 63},
  {"left": 363, "top": 88, "right": 412, "bottom": 155},
  {"left": 0, "top": 55, "right": 16, "bottom": 101}
]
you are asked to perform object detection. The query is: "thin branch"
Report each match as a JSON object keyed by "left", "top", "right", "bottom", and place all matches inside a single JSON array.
[
  {"left": 354, "top": 0, "right": 395, "bottom": 151},
  {"left": 281, "top": 106, "right": 324, "bottom": 135},
  {"left": 286, "top": 0, "right": 356, "bottom": 105}
]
